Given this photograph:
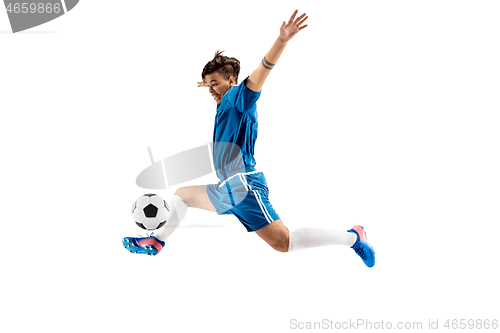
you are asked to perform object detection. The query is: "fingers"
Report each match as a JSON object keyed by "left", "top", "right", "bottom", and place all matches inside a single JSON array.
[
  {"left": 288, "top": 9, "right": 298, "bottom": 25},
  {"left": 296, "top": 14, "right": 308, "bottom": 27},
  {"left": 287, "top": 10, "right": 308, "bottom": 30}
]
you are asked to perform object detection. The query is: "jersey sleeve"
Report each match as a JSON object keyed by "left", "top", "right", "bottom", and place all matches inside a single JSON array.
[{"left": 227, "top": 76, "right": 261, "bottom": 113}]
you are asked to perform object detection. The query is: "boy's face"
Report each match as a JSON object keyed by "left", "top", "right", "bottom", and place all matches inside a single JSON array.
[{"left": 204, "top": 72, "right": 236, "bottom": 105}]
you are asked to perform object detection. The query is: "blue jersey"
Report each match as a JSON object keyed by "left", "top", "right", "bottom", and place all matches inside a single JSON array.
[{"left": 212, "top": 76, "right": 261, "bottom": 181}]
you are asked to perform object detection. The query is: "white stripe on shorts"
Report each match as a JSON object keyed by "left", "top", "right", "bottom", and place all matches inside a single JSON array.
[
  {"left": 218, "top": 170, "right": 261, "bottom": 188},
  {"left": 239, "top": 174, "right": 273, "bottom": 224}
]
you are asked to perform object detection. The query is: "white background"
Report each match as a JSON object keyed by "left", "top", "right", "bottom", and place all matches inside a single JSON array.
[{"left": 1, "top": 1, "right": 499, "bottom": 332}]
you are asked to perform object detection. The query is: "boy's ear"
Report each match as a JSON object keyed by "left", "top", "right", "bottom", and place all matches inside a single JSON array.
[{"left": 229, "top": 76, "right": 236, "bottom": 86}]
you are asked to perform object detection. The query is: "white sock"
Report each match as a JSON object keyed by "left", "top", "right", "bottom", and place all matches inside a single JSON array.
[
  {"left": 153, "top": 195, "right": 188, "bottom": 242},
  {"left": 288, "top": 227, "right": 357, "bottom": 252}
]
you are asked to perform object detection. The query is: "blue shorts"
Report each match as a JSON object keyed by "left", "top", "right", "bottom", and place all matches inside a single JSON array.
[{"left": 206, "top": 171, "right": 280, "bottom": 232}]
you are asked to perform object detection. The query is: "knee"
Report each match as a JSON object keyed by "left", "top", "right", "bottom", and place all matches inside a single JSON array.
[
  {"left": 270, "top": 235, "right": 290, "bottom": 253},
  {"left": 174, "top": 187, "right": 188, "bottom": 204}
]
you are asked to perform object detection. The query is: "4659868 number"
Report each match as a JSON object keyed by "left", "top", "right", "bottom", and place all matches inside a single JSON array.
[{"left": 6, "top": 3, "right": 62, "bottom": 14}]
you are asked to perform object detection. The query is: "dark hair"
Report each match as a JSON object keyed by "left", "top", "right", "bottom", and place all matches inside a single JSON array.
[{"left": 202, "top": 50, "right": 240, "bottom": 84}]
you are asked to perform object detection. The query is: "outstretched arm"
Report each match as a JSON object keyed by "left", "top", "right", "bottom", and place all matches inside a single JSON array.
[{"left": 245, "top": 10, "right": 308, "bottom": 92}]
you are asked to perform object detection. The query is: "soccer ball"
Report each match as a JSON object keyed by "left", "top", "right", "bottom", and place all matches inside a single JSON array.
[{"left": 132, "top": 193, "right": 169, "bottom": 230}]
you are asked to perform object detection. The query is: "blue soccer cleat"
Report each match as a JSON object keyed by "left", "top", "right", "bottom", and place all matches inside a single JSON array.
[
  {"left": 122, "top": 233, "right": 165, "bottom": 256},
  {"left": 347, "top": 225, "right": 375, "bottom": 267}
]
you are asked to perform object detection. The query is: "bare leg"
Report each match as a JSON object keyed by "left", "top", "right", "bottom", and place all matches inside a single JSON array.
[{"left": 174, "top": 185, "right": 216, "bottom": 212}]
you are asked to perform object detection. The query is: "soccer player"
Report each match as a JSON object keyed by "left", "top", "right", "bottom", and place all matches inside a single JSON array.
[{"left": 123, "top": 10, "right": 375, "bottom": 267}]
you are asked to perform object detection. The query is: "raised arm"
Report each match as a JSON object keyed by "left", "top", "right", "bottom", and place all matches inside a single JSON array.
[{"left": 245, "top": 10, "right": 308, "bottom": 92}]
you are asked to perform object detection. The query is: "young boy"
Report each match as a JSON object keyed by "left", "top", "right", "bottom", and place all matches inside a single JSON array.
[{"left": 123, "top": 10, "right": 375, "bottom": 267}]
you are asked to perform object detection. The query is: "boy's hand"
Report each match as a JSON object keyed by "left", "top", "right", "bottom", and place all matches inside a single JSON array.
[
  {"left": 279, "top": 10, "right": 308, "bottom": 42},
  {"left": 197, "top": 81, "right": 208, "bottom": 87}
]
